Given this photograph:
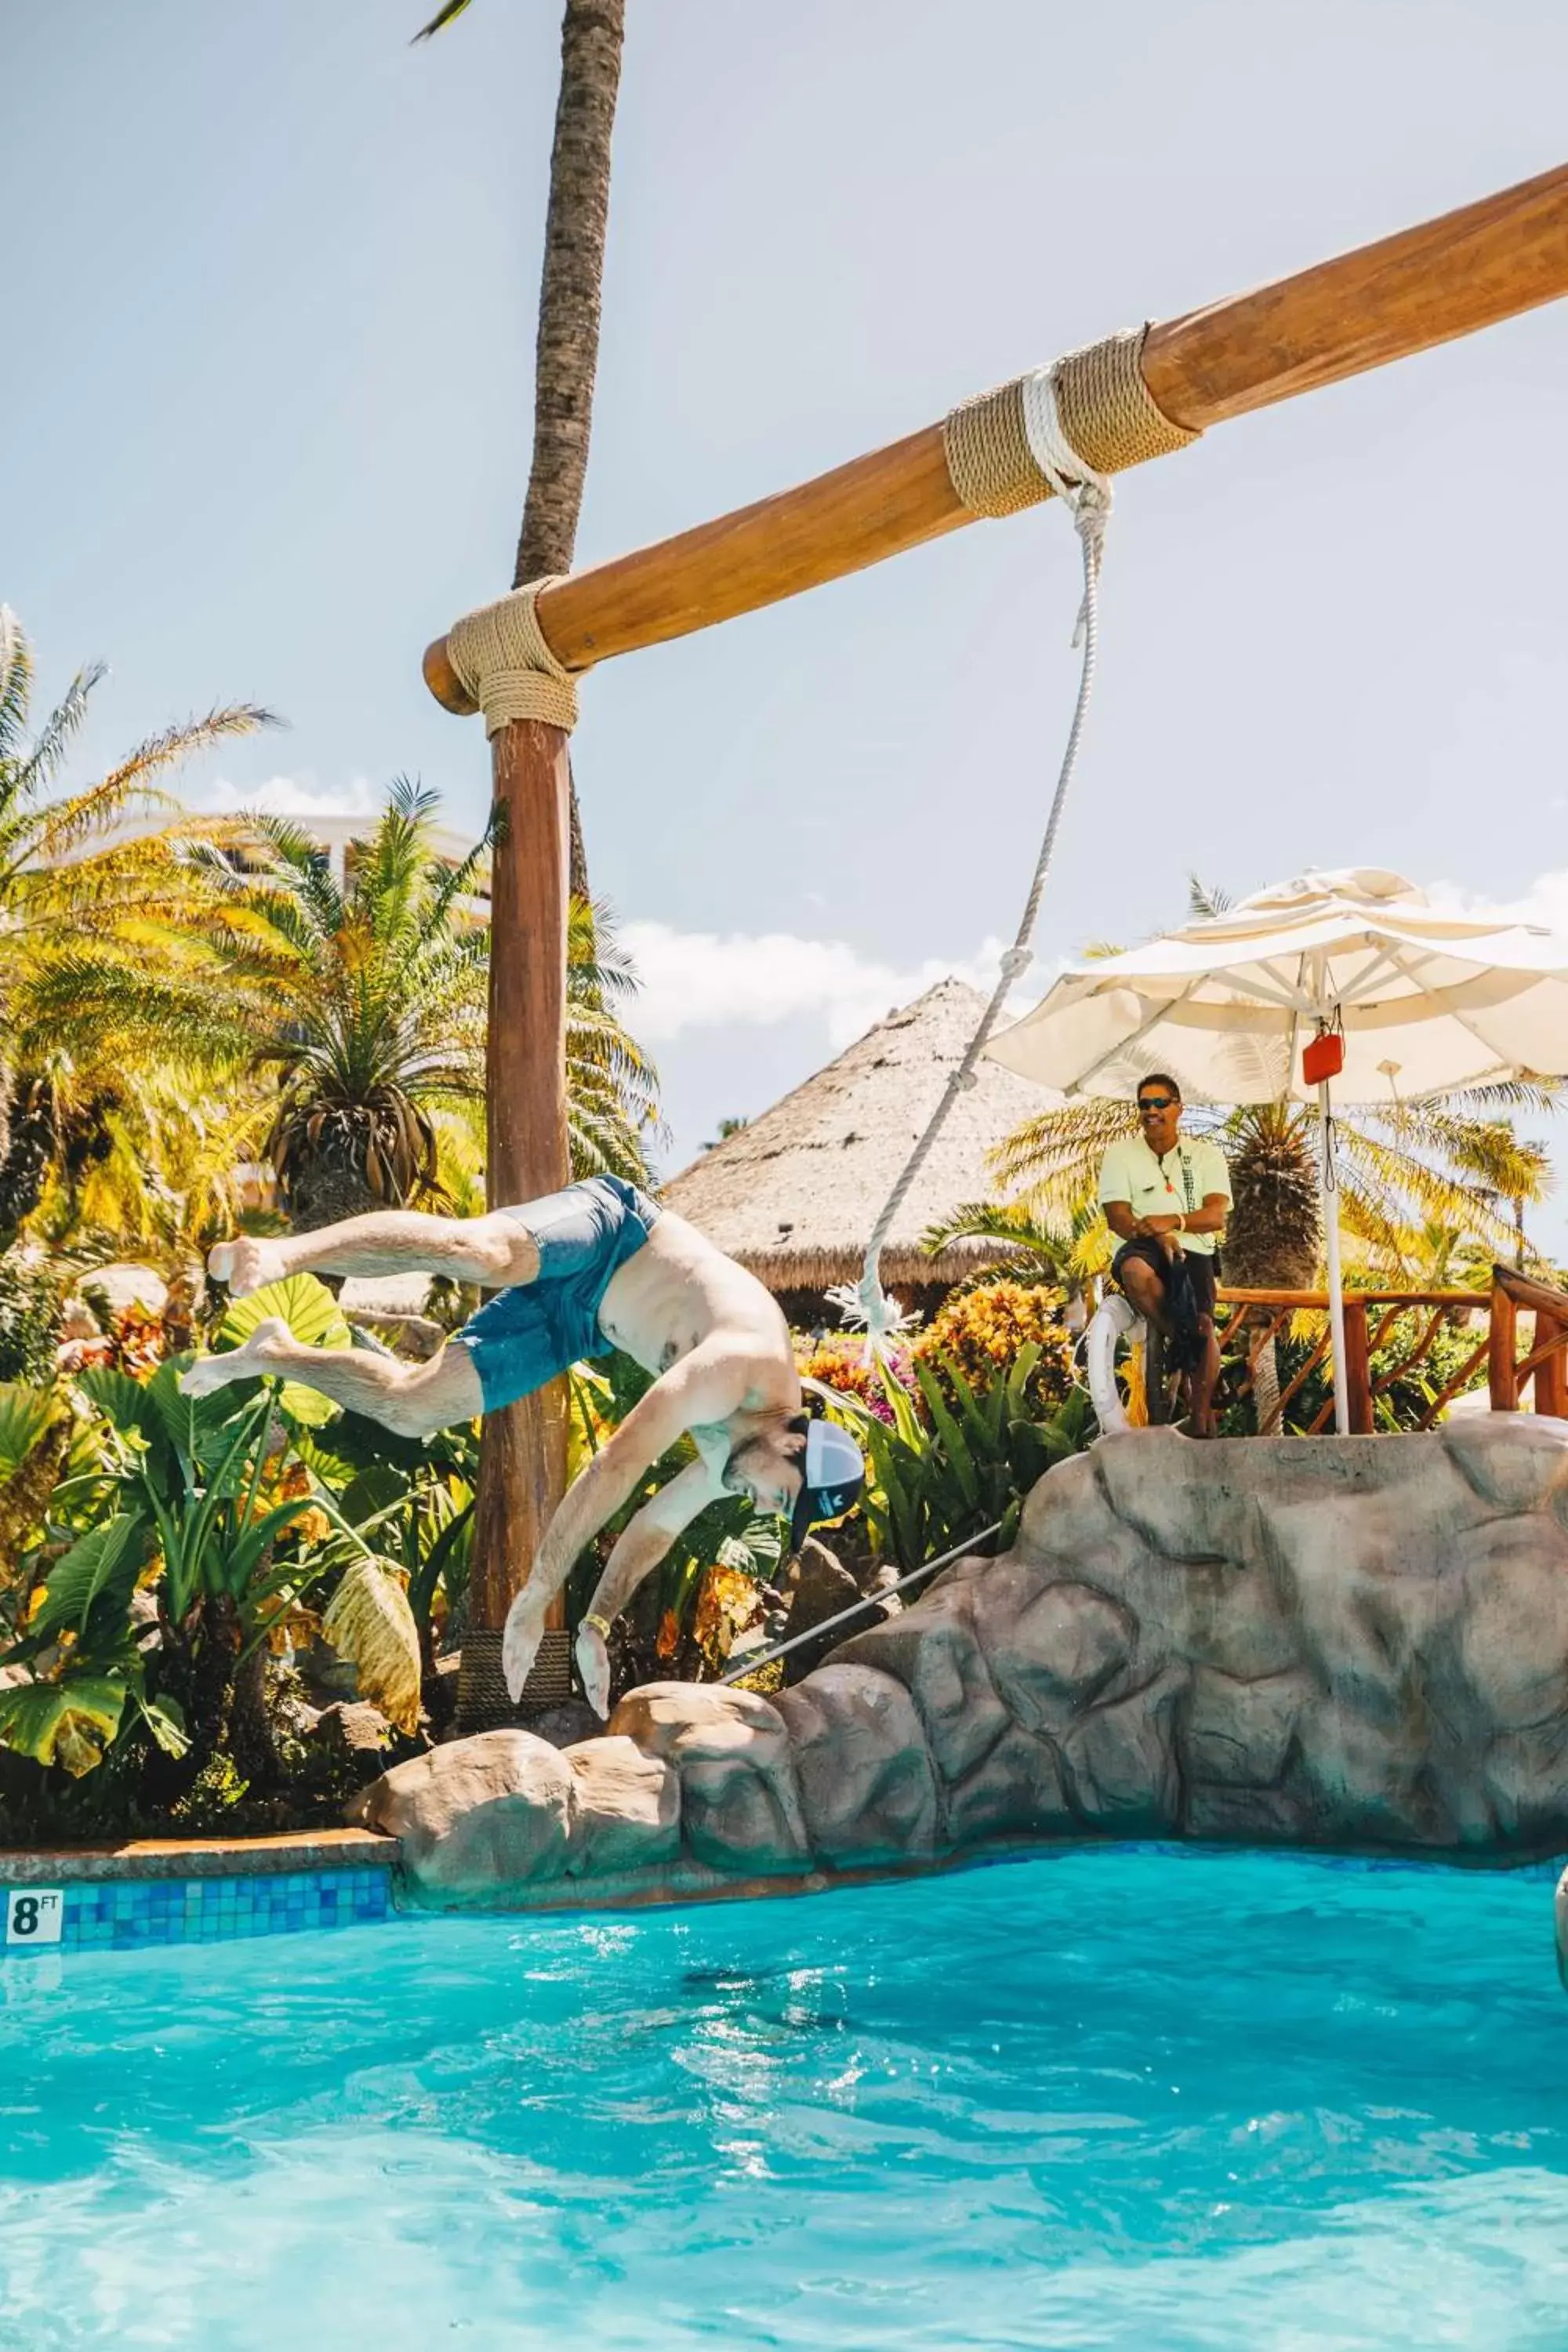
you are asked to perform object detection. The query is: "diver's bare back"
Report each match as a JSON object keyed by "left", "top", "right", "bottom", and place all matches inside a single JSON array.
[{"left": 597, "top": 1206, "right": 798, "bottom": 1432}]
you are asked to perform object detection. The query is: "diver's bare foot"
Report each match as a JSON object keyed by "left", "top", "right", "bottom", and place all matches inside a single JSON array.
[
  {"left": 206, "top": 1236, "right": 290, "bottom": 1297},
  {"left": 502, "top": 1587, "right": 549, "bottom": 1704},
  {"left": 180, "top": 1317, "right": 294, "bottom": 1397}
]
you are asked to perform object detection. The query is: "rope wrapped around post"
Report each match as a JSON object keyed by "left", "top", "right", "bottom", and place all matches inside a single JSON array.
[
  {"left": 844, "top": 332, "right": 1196, "bottom": 1349},
  {"left": 942, "top": 325, "right": 1199, "bottom": 518},
  {"left": 445, "top": 575, "right": 585, "bottom": 736}
]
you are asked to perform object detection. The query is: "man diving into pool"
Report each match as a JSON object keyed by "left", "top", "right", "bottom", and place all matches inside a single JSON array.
[{"left": 180, "top": 1177, "right": 865, "bottom": 1716}]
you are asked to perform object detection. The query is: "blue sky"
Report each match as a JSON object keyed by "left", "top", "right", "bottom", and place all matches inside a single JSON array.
[{"left": 5, "top": 0, "right": 1567, "bottom": 1219}]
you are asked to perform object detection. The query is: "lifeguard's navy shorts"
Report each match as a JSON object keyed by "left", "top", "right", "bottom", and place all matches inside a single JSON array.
[{"left": 452, "top": 1174, "right": 660, "bottom": 1414}]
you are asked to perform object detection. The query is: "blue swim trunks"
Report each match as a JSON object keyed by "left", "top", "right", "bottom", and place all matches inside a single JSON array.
[{"left": 452, "top": 1174, "right": 661, "bottom": 1414}]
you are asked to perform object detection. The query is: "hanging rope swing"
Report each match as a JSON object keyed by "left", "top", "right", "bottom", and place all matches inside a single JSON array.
[
  {"left": 432, "top": 327, "right": 1201, "bottom": 1362},
  {"left": 840, "top": 327, "right": 1198, "bottom": 1347}
]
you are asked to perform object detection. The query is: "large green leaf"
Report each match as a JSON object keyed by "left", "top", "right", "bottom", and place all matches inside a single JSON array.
[
  {"left": 139, "top": 1357, "right": 259, "bottom": 1473},
  {"left": 76, "top": 1365, "right": 174, "bottom": 1480},
  {"left": 30, "top": 1512, "right": 147, "bottom": 1644},
  {"left": 0, "top": 1672, "right": 127, "bottom": 1777},
  {"left": 0, "top": 1382, "right": 55, "bottom": 1481},
  {"left": 218, "top": 1275, "right": 352, "bottom": 1425},
  {"left": 339, "top": 1462, "right": 408, "bottom": 1527},
  {"left": 220, "top": 1274, "right": 351, "bottom": 1353}
]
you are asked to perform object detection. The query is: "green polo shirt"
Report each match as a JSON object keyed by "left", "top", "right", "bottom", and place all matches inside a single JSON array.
[{"left": 1097, "top": 1133, "right": 1232, "bottom": 1258}]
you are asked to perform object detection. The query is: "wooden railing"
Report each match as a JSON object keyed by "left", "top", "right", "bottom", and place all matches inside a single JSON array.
[{"left": 1211, "top": 1264, "right": 1568, "bottom": 1436}]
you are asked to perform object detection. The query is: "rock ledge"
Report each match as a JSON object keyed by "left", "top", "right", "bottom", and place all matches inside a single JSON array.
[{"left": 354, "top": 1420, "right": 1568, "bottom": 1908}]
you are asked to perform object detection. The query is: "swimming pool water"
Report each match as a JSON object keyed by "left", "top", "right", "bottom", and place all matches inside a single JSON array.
[{"left": 1, "top": 1846, "right": 1565, "bottom": 2350}]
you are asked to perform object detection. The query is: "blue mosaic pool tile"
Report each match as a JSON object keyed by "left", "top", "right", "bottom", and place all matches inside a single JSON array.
[{"left": 2, "top": 1864, "right": 394, "bottom": 1956}]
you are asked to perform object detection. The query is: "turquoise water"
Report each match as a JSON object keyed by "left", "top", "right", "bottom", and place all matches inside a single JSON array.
[{"left": 2, "top": 1848, "right": 1566, "bottom": 2350}]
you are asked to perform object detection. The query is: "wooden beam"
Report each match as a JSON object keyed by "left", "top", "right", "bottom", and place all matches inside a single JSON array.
[
  {"left": 425, "top": 161, "right": 1568, "bottom": 708},
  {"left": 1493, "top": 1260, "right": 1568, "bottom": 1319}
]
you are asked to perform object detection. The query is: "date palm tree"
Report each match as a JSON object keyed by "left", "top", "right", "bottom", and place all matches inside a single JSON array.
[
  {"left": 415, "top": 0, "right": 626, "bottom": 898},
  {"left": 0, "top": 608, "right": 274, "bottom": 1245},
  {"left": 919, "top": 1198, "right": 1084, "bottom": 1290},
  {"left": 30, "top": 779, "right": 659, "bottom": 1233}
]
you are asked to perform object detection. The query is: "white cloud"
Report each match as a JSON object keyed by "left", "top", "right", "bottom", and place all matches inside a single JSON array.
[
  {"left": 620, "top": 920, "right": 1048, "bottom": 1051},
  {"left": 1490, "top": 869, "right": 1568, "bottom": 931},
  {"left": 1424, "top": 867, "right": 1568, "bottom": 932},
  {"left": 191, "top": 772, "right": 383, "bottom": 819}
]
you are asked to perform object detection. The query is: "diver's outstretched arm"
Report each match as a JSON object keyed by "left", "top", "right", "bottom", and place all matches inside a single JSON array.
[
  {"left": 572, "top": 1460, "right": 722, "bottom": 1714},
  {"left": 503, "top": 1347, "right": 745, "bottom": 1703}
]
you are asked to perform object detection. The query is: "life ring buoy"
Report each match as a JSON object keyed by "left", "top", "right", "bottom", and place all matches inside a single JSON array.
[{"left": 1085, "top": 1291, "right": 1145, "bottom": 1436}]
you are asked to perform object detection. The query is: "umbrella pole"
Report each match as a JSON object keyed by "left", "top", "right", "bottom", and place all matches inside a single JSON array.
[{"left": 1318, "top": 1076, "right": 1352, "bottom": 1436}]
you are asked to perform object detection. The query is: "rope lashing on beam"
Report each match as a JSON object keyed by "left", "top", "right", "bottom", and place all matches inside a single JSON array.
[
  {"left": 843, "top": 342, "right": 1178, "bottom": 1348},
  {"left": 445, "top": 576, "right": 584, "bottom": 736},
  {"left": 942, "top": 326, "right": 1199, "bottom": 518}
]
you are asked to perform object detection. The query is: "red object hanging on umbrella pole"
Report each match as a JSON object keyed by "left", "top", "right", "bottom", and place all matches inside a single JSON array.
[{"left": 1303, "top": 1030, "right": 1345, "bottom": 1087}]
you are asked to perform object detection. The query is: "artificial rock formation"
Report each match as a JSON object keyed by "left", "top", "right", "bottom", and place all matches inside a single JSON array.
[{"left": 357, "top": 1417, "right": 1568, "bottom": 1908}]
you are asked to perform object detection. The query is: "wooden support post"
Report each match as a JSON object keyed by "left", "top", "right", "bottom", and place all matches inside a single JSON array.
[
  {"left": 457, "top": 717, "right": 573, "bottom": 1733},
  {"left": 1534, "top": 1313, "right": 1568, "bottom": 1420},
  {"left": 1342, "top": 1298, "right": 1374, "bottom": 1435},
  {"left": 1488, "top": 1282, "right": 1519, "bottom": 1411}
]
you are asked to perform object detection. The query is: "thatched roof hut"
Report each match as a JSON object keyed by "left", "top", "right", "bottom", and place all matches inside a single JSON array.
[{"left": 662, "top": 978, "right": 1049, "bottom": 1300}]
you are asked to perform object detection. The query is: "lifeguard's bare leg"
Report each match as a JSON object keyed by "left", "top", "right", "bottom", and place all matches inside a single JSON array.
[
  {"left": 180, "top": 1317, "right": 483, "bottom": 1436},
  {"left": 1116, "top": 1255, "right": 1174, "bottom": 1338},
  {"left": 1186, "top": 1316, "right": 1221, "bottom": 1439},
  {"left": 209, "top": 1209, "right": 541, "bottom": 1298}
]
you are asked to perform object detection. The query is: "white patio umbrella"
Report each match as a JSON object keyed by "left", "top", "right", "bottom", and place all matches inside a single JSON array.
[{"left": 985, "top": 869, "right": 1568, "bottom": 1433}]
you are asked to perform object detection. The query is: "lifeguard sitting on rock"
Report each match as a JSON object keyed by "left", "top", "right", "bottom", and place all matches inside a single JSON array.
[
  {"left": 1098, "top": 1074, "right": 1232, "bottom": 1436},
  {"left": 181, "top": 1177, "right": 865, "bottom": 1715}
]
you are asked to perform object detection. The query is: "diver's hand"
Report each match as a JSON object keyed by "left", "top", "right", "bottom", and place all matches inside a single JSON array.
[
  {"left": 575, "top": 1619, "right": 611, "bottom": 1719},
  {"left": 502, "top": 1585, "right": 548, "bottom": 1704}
]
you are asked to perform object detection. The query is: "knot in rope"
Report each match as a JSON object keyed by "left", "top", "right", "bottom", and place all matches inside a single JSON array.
[
  {"left": 446, "top": 577, "right": 583, "bottom": 738},
  {"left": 998, "top": 946, "right": 1034, "bottom": 984}
]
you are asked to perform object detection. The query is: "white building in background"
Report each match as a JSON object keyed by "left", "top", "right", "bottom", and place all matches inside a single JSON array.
[
  {"left": 253, "top": 812, "right": 492, "bottom": 924},
  {"left": 67, "top": 806, "right": 493, "bottom": 925}
]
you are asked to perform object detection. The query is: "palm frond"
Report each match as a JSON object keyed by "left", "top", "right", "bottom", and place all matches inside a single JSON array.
[
  {"left": 1187, "top": 874, "right": 1233, "bottom": 921},
  {"left": 411, "top": 0, "right": 474, "bottom": 37},
  {"left": 9, "top": 663, "right": 105, "bottom": 806},
  {"left": 919, "top": 1197, "right": 1073, "bottom": 1276},
  {"left": 0, "top": 607, "right": 34, "bottom": 761}
]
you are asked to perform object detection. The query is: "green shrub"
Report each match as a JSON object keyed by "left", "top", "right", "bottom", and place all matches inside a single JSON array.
[{"left": 827, "top": 1343, "right": 1094, "bottom": 1573}]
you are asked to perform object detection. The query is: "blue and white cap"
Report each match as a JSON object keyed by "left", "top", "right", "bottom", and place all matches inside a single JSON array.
[{"left": 789, "top": 1417, "right": 866, "bottom": 1551}]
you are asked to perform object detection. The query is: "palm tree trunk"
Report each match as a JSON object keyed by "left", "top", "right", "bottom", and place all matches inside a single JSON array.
[
  {"left": 459, "top": 0, "right": 625, "bottom": 1730},
  {"left": 1252, "top": 1338, "right": 1283, "bottom": 1434},
  {"left": 514, "top": 0, "right": 625, "bottom": 902}
]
